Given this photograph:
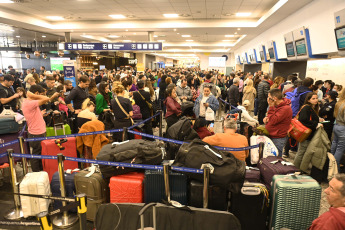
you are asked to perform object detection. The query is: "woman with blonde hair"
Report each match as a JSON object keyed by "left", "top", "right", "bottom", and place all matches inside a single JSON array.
[
  {"left": 77, "top": 99, "right": 97, "bottom": 130},
  {"left": 271, "top": 76, "right": 284, "bottom": 89},
  {"left": 242, "top": 79, "right": 256, "bottom": 115}
]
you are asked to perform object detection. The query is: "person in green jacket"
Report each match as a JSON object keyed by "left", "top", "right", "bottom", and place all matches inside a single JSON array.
[{"left": 95, "top": 82, "right": 112, "bottom": 115}]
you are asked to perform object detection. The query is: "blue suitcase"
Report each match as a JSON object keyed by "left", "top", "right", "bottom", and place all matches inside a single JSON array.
[
  {"left": 51, "top": 170, "right": 78, "bottom": 212},
  {"left": 144, "top": 169, "right": 188, "bottom": 205},
  {"left": 0, "top": 118, "right": 19, "bottom": 135}
]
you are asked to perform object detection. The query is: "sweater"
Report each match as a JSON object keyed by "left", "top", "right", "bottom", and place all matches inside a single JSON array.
[
  {"left": 265, "top": 98, "right": 292, "bottom": 138},
  {"left": 164, "top": 96, "right": 182, "bottom": 118},
  {"left": 309, "top": 207, "right": 345, "bottom": 230},
  {"left": 95, "top": 93, "right": 112, "bottom": 115}
]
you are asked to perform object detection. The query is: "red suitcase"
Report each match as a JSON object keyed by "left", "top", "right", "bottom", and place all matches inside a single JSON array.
[
  {"left": 41, "top": 137, "right": 78, "bottom": 182},
  {"left": 109, "top": 172, "right": 144, "bottom": 203}
]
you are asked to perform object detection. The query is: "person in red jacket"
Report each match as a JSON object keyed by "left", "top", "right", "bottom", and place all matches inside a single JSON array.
[
  {"left": 164, "top": 87, "right": 182, "bottom": 130},
  {"left": 309, "top": 174, "right": 345, "bottom": 230},
  {"left": 263, "top": 88, "right": 292, "bottom": 157},
  {"left": 193, "top": 117, "right": 214, "bottom": 139}
]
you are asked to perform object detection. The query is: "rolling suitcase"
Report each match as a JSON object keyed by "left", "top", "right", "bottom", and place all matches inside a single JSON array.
[
  {"left": 51, "top": 170, "right": 79, "bottom": 212},
  {"left": 245, "top": 167, "right": 261, "bottom": 182},
  {"left": 74, "top": 169, "right": 108, "bottom": 221},
  {"left": 0, "top": 118, "right": 19, "bottom": 134},
  {"left": 46, "top": 124, "right": 71, "bottom": 137},
  {"left": 41, "top": 137, "right": 78, "bottom": 182},
  {"left": 189, "top": 180, "right": 228, "bottom": 211},
  {"left": 19, "top": 171, "right": 51, "bottom": 218},
  {"left": 269, "top": 175, "right": 321, "bottom": 230},
  {"left": 257, "top": 156, "right": 299, "bottom": 189},
  {"left": 144, "top": 169, "right": 188, "bottom": 205},
  {"left": 230, "top": 182, "right": 269, "bottom": 230},
  {"left": 109, "top": 172, "right": 144, "bottom": 203}
]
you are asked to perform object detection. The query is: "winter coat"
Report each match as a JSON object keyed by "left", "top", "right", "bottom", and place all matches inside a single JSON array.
[
  {"left": 193, "top": 94, "right": 219, "bottom": 118},
  {"left": 257, "top": 80, "right": 270, "bottom": 109},
  {"left": 300, "top": 126, "right": 330, "bottom": 172},
  {"left": 242, "top": 87, "right": 256, "bottom": 111},
  {"left": 265, "top": 98, "right": 292, "bottom": 138}
]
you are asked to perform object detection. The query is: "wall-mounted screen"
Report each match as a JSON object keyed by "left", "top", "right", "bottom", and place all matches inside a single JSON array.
[
  {"left": 295, "top": 39, "right": 307, "bottom": 56},
  {"left": 285, "top": 42, "right": 295, "bottom": 57},
  {"left": 335, "top": 26, "right": 345, "bottom": 50},
  {"left": 249, "top": 54, "right": 254, "bottom": 62},
  {"left": 260, "top": 51, "right": 264, "bottom": 61},
  {"left": 268, "top": 48, "right": 275, "bottom": 59},
  {"left": 50, "top": 57, "right": 70, "bottom": 71},
  {"left": 209, "top": 57, "right": 226, "bottom": 67}
]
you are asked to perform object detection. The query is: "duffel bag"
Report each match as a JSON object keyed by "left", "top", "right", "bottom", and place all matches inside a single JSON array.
[
  {"left": 172, "top": 139, "right": 245, "bottom": 193},
  {"left": 96, "top": 139, "right": 163, "bottom": 179}
]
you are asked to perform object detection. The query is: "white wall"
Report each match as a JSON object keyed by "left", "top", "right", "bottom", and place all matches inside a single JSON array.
[
  {"left": 197, "top": 53, "right": 233, "bottom": 73},
  {"left": 234, "top": 0, "right": 345, "bottom": 58}
]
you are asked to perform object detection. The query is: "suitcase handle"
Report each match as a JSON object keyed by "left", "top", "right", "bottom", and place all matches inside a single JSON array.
[
  {"left": 139, "top": 203, "right": 156, "bottom": 230},
  {"left": 241, "top": 187, "right": 261, "bottom": 196}
]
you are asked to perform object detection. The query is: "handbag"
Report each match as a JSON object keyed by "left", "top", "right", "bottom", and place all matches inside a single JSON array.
[
  {"left": 132, "top": 104, "right": 142, "bottom": 120},
  {"left": 137, "top": 91, "right": 153, "bottom": 116},
  {"left": 288, "top": 105, "right": 312, "bottom": 142},
  {"left": 115, "top": 97, "right": 134, "bottom": 125},
  {"left": 205, "top": 107, "right": 215, "bottom": 121}
]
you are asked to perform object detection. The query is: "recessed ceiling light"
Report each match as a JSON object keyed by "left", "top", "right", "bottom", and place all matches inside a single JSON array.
[
  {"left": 225, "top": 35, "right": 234, "bottom": 37},
  {"left": 15, "top": 35, "right": 20, "bottom": 38},
  {"left": 163, "top": 14, "right": 179, "bottom": 18},
  {"left": 42, "top": 35, "right": 46, "bottom": 38},
  {"left": 0, "top": 0, "right": 13, "bottom": 3},
  {"left": 133, "top": 33, "right": 136, "bottom": 35},
  {"left": 80, "top": 35, "right": 93, "bottom": 39},
  {"left": 153, "top": 35, "right": 158, "bottom": 38},
  {"left": 222, "top": 40, "right": 231, "bottom": 42},
  {"left": 157, "top": 40, "right": 165, "bottom": 42},
  {"left": 235, "top": 32, "right": 238, "bottom": 34},
  {"left": 46, "top": 16, "right": 64, "bottom": 21},
  {"left": 186, "top": 40, "right": 194, "bottom": 42},
  {"left": 235, "top": 12, "right": 252, "bottom": 17},
  {"left": 173, "top": 29, "right": 177, "bottom": 31},
  {"left": 108, "top": 35, "right": 120, "bottom": 38},
  {"left": 123, "top": 40, "right": 131, "bottom": 42},
  {"left": 182, "top": 35, "right": 191, "bottom": 37},
  {"left": 125, "top": 29, "right": 128, "bottom": 31},
  {"left": 109, "top": 14, "right": 126, "bottom": 19},
  {"left": 238, "top": 28, "right": 241, "bottom": 30},
  {"left": 177, "top": 33, "right": 180, "bottom": 35}
]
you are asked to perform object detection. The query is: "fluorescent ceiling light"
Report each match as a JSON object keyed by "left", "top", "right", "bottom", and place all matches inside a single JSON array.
[
  {"left": 42, "top": 35, "right": 46, "bottom": 38},
  {"left": 225, "top": 35, "right": 234, "bottom": 37},
  {"left": 222, "top": 40, "right": 231, "bottom": 42},
  {"left": 153, "top": 35, "right": 158, "bottom": 38},
  {"left": 182, "top": 35, "right": 191, "bottom": 37},
  {"left": 109, "top": 14, "right": 126, "bottom": 19},
  {"left": 236, "top": 12, "right": 252, "bottom": 17},
  {"left": 80, "top": 35, "right": 93, "bottom": 39},
  {"left": 0, "top": 0, "right": 14, "bottom": 3},
  {"left": 186, "top": 40, "right": 194, "bottom": 42},
  {"left": 15, "top": 35, "right": 20, "bottom": 38},
  {"left": 46, "top": 16, "right": 64, "bottom": 20},
  {"left": 123, "top": 40, "right": 131, "bottom": 42},
  {"left": 163, "top": 14, "right": 179, "bottom": 18},
  {"left": 238, "top": 28, "right": 241, "bottom": 30},
  {"left": 108, "top": 35, "right": 120, "bottom": 38},
  {"left": 157, "top": 40, "right": 165, "bottom": 42}
]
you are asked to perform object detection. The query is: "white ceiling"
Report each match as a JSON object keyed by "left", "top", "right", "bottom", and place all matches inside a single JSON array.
[{"left": 0, "top": 0, "right": 313, "bottom": 55}]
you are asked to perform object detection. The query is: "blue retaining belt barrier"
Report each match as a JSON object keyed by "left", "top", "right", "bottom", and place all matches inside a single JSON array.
[
  {"left": 0, "top": 140, "right": 19, "bottom": 149},
  {"left": 219, "top": 98, "right": 240, "bottom": 111},
  {"left": 128, "top": 112, "right": 161, "bottom": 130}
]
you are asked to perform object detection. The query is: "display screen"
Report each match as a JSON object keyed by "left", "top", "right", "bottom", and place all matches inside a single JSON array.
[
  {"left": 286, "top": 42, "right": 295, "bottom": 57},
  {"left": 260, "top": 51, "right": 264, "bottom": 61},
  {"left": 50, "top": 57, "right": 70, "bottom": 71},
  {"left": 209, "top": 57, "right": 226, "bottom": 67},
  {"left": 295, "top": 39, "right": 307, "bottom": 56},
  {"left": 249, "top": 54, "right": 254, "bottom": 62},
  {"left": 268, "top": 48, "right": 275, "bottom": 59},
  {"left": 335, "top": 26, "right": 345, "bottom": 50}
]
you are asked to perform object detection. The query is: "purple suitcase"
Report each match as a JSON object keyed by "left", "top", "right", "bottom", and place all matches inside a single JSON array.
[
  {"left": 0, "top": 131, "right": 29, "bottom": 164},
  {"left": 257, "top": 156, "right": 299, "bottom": 189},
  {"left": 245, "top": 168, "right": 261, "bottom": 183}
]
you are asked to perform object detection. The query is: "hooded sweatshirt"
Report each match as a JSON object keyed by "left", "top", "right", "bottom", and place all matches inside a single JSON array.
[
  {"left": 265, "top": 98, "right": 293, "bottom": 138},
  {"left": 309, "top": 207, "right": 345, "bottom": 230}
]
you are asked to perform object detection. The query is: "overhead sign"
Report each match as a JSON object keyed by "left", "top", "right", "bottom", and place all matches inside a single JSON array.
[{"left": 62, "top": 42, "right": 163, "bottom": 51}]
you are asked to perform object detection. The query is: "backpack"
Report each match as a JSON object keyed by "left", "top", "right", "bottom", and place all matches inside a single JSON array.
[
  {"left": 289, "top": 88, "right": 311, "bottom": 117},
  {"left": 132, "top": 104, "right": 142, "bottom": 120}
]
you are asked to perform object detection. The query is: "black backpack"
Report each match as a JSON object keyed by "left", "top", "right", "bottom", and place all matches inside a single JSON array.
[
  {"left": 165, "top": 116, "right": 200, "bottom": 160},
  {"left": 172, "top": 139, "right": 245, "bottom": 193}
]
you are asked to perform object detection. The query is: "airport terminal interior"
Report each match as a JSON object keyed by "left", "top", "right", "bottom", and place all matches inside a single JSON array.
[{"left": 1, "top": 0, "right": 345, "bottom": 229}]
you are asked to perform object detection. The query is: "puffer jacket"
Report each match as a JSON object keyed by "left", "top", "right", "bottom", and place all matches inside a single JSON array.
[
  {"left": 257, "top": 80, "right": 270, "bottom": 108},
  {"left": 300, "top": 127, "right": 330, "bottom": 172}
]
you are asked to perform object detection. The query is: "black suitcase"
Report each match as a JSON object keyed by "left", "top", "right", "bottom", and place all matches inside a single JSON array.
[
  {"left": 230, "top": 182, "right": 269, "bottom": 230},
  {"left": 189, "top": 180, "right": 228, "bottom": 211},
  {"left": 144, "top": 169, "right": 188, "bottom": 205}
]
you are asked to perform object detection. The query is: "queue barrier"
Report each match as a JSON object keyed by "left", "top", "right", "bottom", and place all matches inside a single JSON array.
[{"left": 219, "top": 97, "right": 241, "bottom": 111}]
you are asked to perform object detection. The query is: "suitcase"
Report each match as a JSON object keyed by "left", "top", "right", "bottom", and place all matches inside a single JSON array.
[
  {"left": 51, "top": 170, "right": 79, "bottom": 212},
  {"left": 230, "top": 182, "right": 269, "bottom": 230},
  {"left": 19, "top": 171, "right": 51, "bottom": 218},
  {"left": 109, "top": 172, "right": 144, "bottom": 203},
  {"left": 74, "top": 169, "right": 108, "bottom": 221},
  {"left": 0, "top": 131, "right": 29, "bottom": 165},
  {"left": 0, "top": 118, "right": 19, "bottom": 135},
  {"left": 269, "top": 175, "right": 321, "bottom": 230},
  {"left": 144, "top": 169, "right": 188, "bottom": 205},
  {"left": 189, "top": 180, "right": 228, "bottom": 211},
  {"left": 257, "top": 156, "right": 299, "bottom": 189},
  {"left": 95, "top": 203, "right": 241, "bottom": 230},
  {"left": 245, "top": 167, "right": 261, "bottom": 182},
  {"left": 41, "top": 137, "right": 79, "bottom": 182},
  {"left": 46, "top": 124, "right": 71, "bottom": 137}
]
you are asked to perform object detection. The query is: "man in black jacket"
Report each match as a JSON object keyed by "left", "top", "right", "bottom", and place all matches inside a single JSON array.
[
  {"left": 227, "top": 77, "right": 240, "bottom": 111},
  {"left": 133, "top": 81, "right": 153, "bottom": 137},
  {"left": 257, "top": 74, "right": 270, "bottom": 124}
]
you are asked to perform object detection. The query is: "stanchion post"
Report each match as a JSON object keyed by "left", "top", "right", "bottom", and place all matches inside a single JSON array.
[
  {"left": 159, "top": 110, "right": 163, "bottom": 137},
  {"left": 18, "top": 136, "right": 28, "bottom": 175},
  {"left": 203, "top": 166, "right": 210, "bottom": 209},
  {"left": 4, "top": 149, "right": 23, "bottom": 220},
  {"left": 38, "top": 211, "right": 53, "bottom": 230},
  {"left": 76, "top": 194, "right": 87, "bottom": 230},
  {"left": 238, "top": 109, "right": 242, "bottom": 122},
  {"left": 259, "top": 142, "right": 265, "bottom": 160},
  {"left": 163, "top": 163, "right": 171, "bottom": 203},
  {"left": 122, "top": 127, "right": 128, "bottom": 142}
]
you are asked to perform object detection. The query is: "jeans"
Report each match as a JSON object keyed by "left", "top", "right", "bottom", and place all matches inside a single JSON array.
[
  {"left": 28, "top": 132, "right": 46, "bottom": 172},
  {"left": 294, "top": 140, "right": 311, "bottom": 170},
  {"left": 331, "top": 124, "right": 345, "bottom": 170},
  {"left": 271, "top": 136, "right": 288, "bottom": 157}
]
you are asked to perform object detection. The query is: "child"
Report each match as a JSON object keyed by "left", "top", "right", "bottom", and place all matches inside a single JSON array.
[{"left": 56, "top": 85, "right": 68, "bottom": 115}]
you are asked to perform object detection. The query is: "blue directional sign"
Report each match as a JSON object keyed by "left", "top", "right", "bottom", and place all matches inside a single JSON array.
[{"left": 64, "top": 42, "right": 163, "bottom": 51}]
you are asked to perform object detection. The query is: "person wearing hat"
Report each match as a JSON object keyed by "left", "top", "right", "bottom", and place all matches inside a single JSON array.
[
  {"left": 263, "top": 88, "right": 292, "bottom": 157},
  {"left": 0, "top": 74, "right": 22, "bottom": 113},
  {"left": 319, "top": 90, "right": 337, "bottom": 141},
  {"left": 237, "top": 100, "right": 259, "bottom": 127}
]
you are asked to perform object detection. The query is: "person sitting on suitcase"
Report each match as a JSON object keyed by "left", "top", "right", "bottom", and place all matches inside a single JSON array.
[
  {"left": 309, "top": 173, "right": 345, "bottom": 229},
  {"left": 22, "top": 85, "right": 59, "bottom": 172},
  {"left": 263, "top": 88, "right": 292, "bottom": 157},
  {"left": 203, "top": 117, "right": 248, "bottom": 162}
]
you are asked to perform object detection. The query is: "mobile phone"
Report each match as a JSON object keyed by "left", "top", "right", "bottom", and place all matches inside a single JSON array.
[
  {"left": 320, "top": 121, "right": 330, "bottom": 123},
  {"left": 210, "top": 123, "right": 214, "bottom": 128}
]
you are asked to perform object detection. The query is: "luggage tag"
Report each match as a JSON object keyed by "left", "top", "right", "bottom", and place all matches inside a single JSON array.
[
  {"left": 281, "top": 161, "right": 294, "bottom": 166},
  {"left": 85, "top": 164, "right": 97, "bottom": 177},
  {"left": 204, "top": 145, "right": 222, "bottom": 159},
  {"left": 201, "top": 163, "right": 214, "bottom": 174},
  {"left": 111, "top": 140, "right": 129, "bottom": 146},
  {"left": 246, "top": 166, "right": 260, "bottom": 171}
]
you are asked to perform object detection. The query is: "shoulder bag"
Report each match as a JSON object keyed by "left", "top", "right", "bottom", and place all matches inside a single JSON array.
[
  {"left": 137, "top": 91, "right": 153, "bottom": 116},
  {"left": 115, "top": 97, "right": 134, "bottom": 125},
  {"left": 288, "top": 105, "right": 312, "bottom": 142}
]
